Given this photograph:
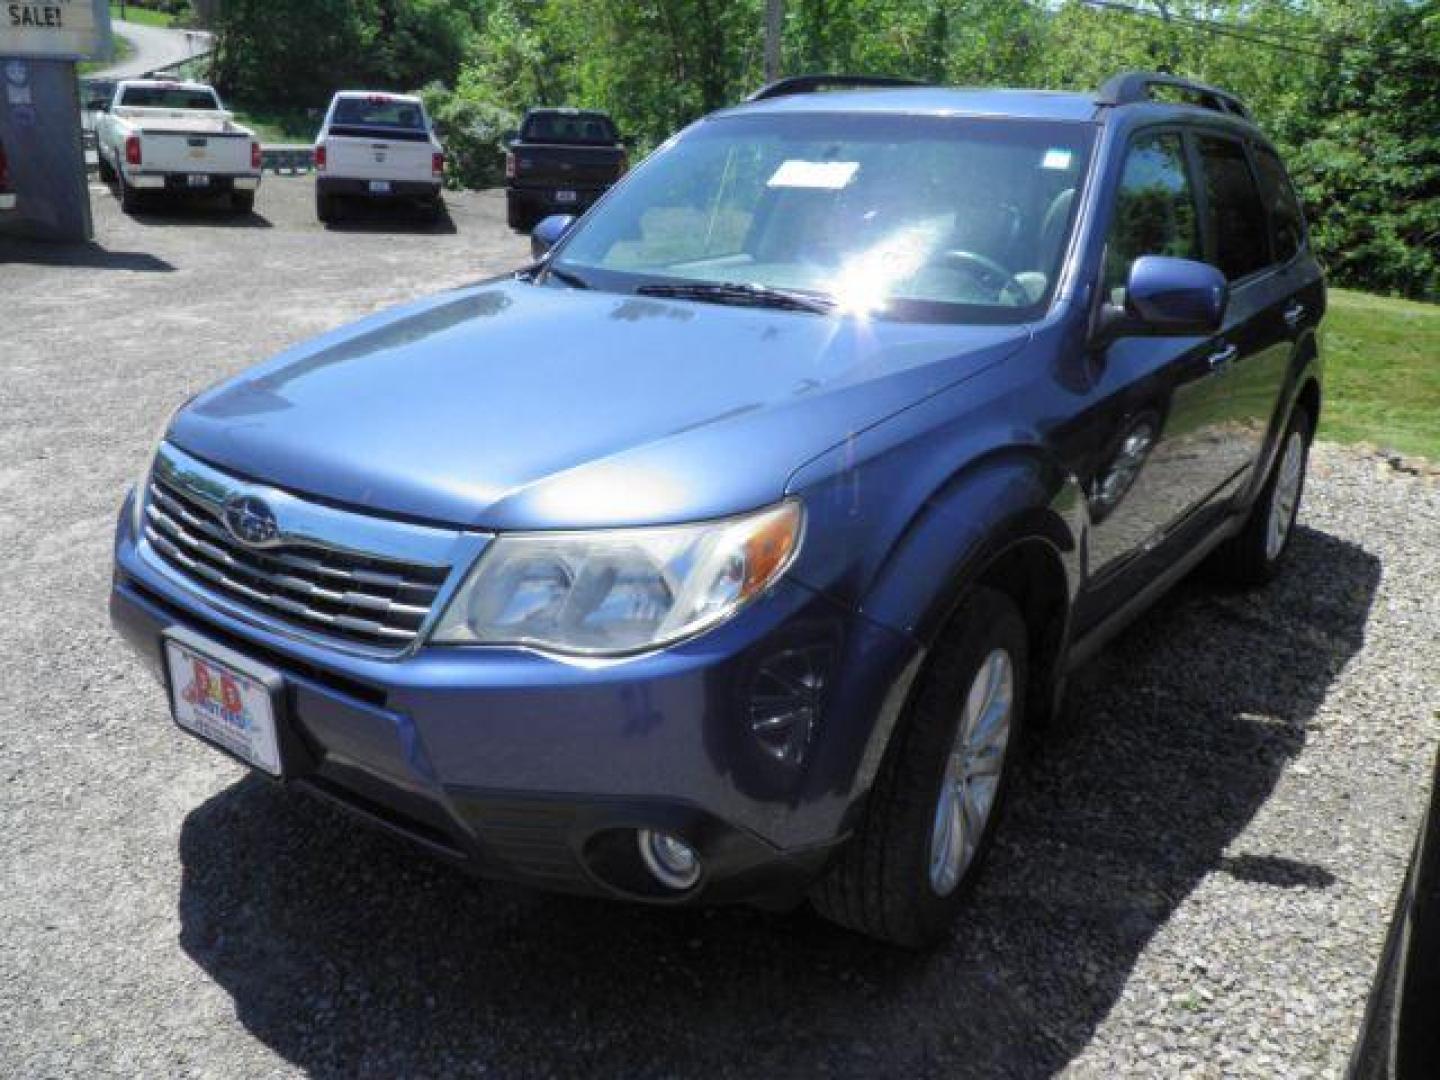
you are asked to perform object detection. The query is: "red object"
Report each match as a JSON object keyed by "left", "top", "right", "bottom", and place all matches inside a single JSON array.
[
  {"left": 124, "top": 135, "right": 142, "bottom": 166},
  {"left": 314, "top": 143, "right": 327, "bottom": 171},
  {"left": 220, "top": 676, "right": 243, "bottom": 716},
  {"left": 0, "top": 142, "right": 9, "bottom": 191},
  {"left": 432, "top": 151, "right": 444, "bottom": 178},
  {"left": 250, "top": 141, "right": 261, "bottom": 170},
  {"left": 504, "top": 151, "right": 516, "bottom": 180}
]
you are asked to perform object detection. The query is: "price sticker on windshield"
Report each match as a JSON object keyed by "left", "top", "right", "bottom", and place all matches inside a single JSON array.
[{"left": 767, "top": 160, "right": 859, "bottom": 190}]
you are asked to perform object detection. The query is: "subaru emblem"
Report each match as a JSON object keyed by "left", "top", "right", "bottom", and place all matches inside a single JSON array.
[{"left": 223, "top": 495, "right": 280, "bottom": 548}]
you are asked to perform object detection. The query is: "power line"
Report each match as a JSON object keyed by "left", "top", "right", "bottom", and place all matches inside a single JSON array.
[{"left": 1079, "top": 0, "right": 1438, "bottom": 77}]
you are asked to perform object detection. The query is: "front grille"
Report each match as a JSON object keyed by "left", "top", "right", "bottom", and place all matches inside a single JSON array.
[{"left": 142, "top": 472, "right": 450, "bottom": 650}]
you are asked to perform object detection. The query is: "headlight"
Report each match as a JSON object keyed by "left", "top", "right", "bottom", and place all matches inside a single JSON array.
[{"left": 432, "top": 500, "right": 804, "bottom": 656}]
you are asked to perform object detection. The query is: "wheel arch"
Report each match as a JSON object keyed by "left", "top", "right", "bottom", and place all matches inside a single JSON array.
[{"left": 840, "top": 448, "right": 1088, "bottom": 801}]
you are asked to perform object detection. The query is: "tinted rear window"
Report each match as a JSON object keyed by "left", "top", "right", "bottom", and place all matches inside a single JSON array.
[
  {"left": 1251, "top": 144, "right": 1305, "bottom": 263},
  {"left": 332, "top": 98, "right": 426, "bottom": 131},
  {"left": 120, "top": 86, "right": 219, "bottom": 110},
  {"left": 1196, "top": 135, "right": 1271, "bottom": 280},
  {"left": 522, "top": 113, "right": 618, "bottom": 144}
]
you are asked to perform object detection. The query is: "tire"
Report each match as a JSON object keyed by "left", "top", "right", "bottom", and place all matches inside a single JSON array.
[
  {"left": 97, "top": 148, "right": 115, "bottom": 183},
  {"left": 231, "top": 190, "right": 255, "bottom": 214},
  {"left": 118, "top": 170, "right": 141, "bottom": 214},
  {"left": 506, "top": 194, "right": 531, "bottom": 232},
  {"left": 810, "top": 586, "right": 1028, "bottom": 948},
  {"left": 423, "top": 194, "right": 444, "bottom": 223},
  {"left": 316, "top": 191, "right": 336, "bottom": 224},
  {"left": 1208, "top": 405, "right": 1312, "bottom": 586}
]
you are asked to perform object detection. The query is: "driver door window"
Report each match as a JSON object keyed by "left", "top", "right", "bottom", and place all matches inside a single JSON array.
[{"left": 1102, "top": 133, "right": 1201, "bottom": 304}]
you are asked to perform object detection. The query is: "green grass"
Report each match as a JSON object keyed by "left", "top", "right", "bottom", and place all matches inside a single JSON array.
[
  {"left": 226, "top": 106, "right": 318, "bottom": 145},
  {"left": 1320, "top": 288, "right": 1440, "bottom": 460},
  {"left": 79, "top": 33, "right": 134, "bottom": 74},
  {"left": 109, "top": 3, "right": 179, "bottom": 28}
]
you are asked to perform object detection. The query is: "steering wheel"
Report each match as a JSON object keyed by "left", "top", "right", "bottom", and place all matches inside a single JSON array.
[{"left": 930, "top": 250, "right": 1030, "bottom": 304}]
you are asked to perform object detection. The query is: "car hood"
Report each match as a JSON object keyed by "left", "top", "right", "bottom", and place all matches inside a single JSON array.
[{"left": 171, "top": 279, "right": 1030, "bottom": 530}]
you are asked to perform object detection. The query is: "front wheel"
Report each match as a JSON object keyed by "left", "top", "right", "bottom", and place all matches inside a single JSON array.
[
  {"left": 1208, "top": 405, "right": 1312, "bottom": 586},
  {"left": 810, "top": 586, "right": 1028, "bottom": 947}
]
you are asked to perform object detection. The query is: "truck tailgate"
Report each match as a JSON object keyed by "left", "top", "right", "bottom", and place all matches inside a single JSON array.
[
  {"left": 140, "top": 130, "right": 252, "bottom": 175},
  {"left": 326, "top": 134, "right": 434, "bottom": 182},
  {"left": 511, "top": 143, "right": 625, "bottom": 188}
]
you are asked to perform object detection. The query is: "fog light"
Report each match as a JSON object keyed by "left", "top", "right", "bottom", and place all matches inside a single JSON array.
[{"left": 637, "top": 829, "right": 701, "bottom": 890}]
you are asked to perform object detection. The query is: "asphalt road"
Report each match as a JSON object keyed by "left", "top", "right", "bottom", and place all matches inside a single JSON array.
[
  {"left": 1, "top": 177, "right": 1437, "bottom": 1078},
  {"left": 90, "top": 19, "right": 213, "bottom": 80}
]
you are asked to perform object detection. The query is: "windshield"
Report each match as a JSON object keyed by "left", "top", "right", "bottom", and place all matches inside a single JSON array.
[
  {"left": 119, "top": 86, "right": 220, "bottom": 111},
  {"left": 552, "top": 113, "right": 1094, "bottom": 323}
]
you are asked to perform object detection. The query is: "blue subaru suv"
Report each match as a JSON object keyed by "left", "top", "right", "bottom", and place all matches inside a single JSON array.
[{"left": 111, "top": 72, "right": 1323, "bottom": 946}]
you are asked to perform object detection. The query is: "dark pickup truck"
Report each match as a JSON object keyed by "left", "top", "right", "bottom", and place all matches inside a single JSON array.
[{"left": 504, "top": 108, "right": 627, "bottom": 231}]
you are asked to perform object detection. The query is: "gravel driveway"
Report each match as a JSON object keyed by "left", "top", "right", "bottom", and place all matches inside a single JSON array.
[{"left": 2, "top": 178, "right": 1437, "bottom": 1078}]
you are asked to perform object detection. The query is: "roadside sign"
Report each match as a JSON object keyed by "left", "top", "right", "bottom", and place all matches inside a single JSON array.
[{"left": 1, "top": 1, "right": 111, "bottom": 61}]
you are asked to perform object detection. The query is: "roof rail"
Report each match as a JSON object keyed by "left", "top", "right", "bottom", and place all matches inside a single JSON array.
[
  {"left": 746, "top": 74, "right": 928, "bottom": 103},
  {"left": 1096, "top": 71, "right": 1251, "bottom": 120}
]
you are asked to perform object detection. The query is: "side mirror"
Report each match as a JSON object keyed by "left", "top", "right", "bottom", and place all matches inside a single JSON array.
[
  {"left": 502, "top": 129, "right": 519, "bottom": 145},
  {"left": 88, "top": 99, "right": 109, "bottom": 113},
  {"left": 530, "top": 214, "right": 576, "bottom": 259},
  {"left": 1101, "top": 255, "right": 1228, "bottom": 339}
]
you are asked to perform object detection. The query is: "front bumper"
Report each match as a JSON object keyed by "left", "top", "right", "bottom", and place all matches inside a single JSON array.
[
  {"left": 0, "top": 193, "right": 15, "bottom": 211},
  {"left": 126, "top": 171, "right": 261, "bottom": 192},
  {"left": 317, "top": 176, "right": 441, "bottom": 200},
  {"left": 111, "top": 491, "right": 918, "bottom": 905}
]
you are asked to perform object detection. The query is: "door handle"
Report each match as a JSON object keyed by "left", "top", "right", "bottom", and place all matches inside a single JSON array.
[
  {"left": 1283, "top": 302, "right": 1306, "bottom": 328},
  {"left": 1206, "top": 343, "right": 1238, "bottom": 372}
]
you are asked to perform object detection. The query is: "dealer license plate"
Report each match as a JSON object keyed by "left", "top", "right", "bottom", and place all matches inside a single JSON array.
[
  {"left": 165, "top": 632, "right": 283, "bottom": 776},
  {"left": 369, "top": 180, "right": 392, "bottom": 194},
  {"left": 555, "top": 189, "right": 577, "bottom": 203},
  {"left": 186, "top": 174, "right": 210, "bottom": 187}
]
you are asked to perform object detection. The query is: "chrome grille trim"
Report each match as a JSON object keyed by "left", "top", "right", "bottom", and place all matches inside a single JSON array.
[{"left": 140, "top": 442, "right": 488, "bottom": 656}]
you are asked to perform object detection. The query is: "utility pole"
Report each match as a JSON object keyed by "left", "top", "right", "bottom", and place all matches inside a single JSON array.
[{"left": 764, "top": 0, "right": 783, "bottom": 82}]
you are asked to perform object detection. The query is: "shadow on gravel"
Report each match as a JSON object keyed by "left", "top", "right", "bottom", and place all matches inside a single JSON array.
[
  {"left": 177, "top": 524, "right": 1378, "bottom": 1078},
  {"left": 322, "top": 199, "right": 459, "bottom": 235},
  {"left": 0, "top": 239, "right": 174, "bottom": 272},
  {"left": 123, "top": 203, "right": 275, "bottom": 229}
]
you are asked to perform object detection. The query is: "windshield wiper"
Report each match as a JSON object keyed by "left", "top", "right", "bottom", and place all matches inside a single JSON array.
[
  {"left": 545, "top": 264, "right": 592, "bottom": 290},
  {"left": 636, "top": 281, "right": 834, "bottom": 314}
]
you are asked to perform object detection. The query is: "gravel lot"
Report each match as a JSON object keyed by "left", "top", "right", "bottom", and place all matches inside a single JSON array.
[{"left": 2, "top": 177, "right": 1437, "bottom": 1078}]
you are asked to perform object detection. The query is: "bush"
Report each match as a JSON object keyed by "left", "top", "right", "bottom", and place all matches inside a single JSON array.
[{"left": 419, "top": 83, "right": 518, "bottom": 191}]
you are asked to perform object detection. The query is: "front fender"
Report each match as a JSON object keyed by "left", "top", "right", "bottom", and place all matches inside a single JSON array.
[
  {"left": 786, "top": 399, "right": 1085, "bottom": 645},
  {"left": 786, "top": 419, "right": 1086, "bottom": 806},
  {"left": 858, "top": 451, "right": 1084, "bottom": 645}
]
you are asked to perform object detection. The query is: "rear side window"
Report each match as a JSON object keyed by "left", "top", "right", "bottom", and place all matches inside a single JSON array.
[
  {"left": 1103, "top": 133, "right": 1201, "bottom": 302},
  {"left": 1195, "top": 135, "right": 1271, "bottom": 280},
  {"left": 1251, "top": 145, "right": 1305, "bottom": 263}
]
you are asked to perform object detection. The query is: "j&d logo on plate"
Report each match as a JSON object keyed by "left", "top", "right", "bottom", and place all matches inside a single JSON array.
[{"left": 223, "top": 495, "right": 280, "bottom": 548}]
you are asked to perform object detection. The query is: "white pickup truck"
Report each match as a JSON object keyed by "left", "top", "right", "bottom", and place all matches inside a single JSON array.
[
  {"left": 94, "top": 80, "right": 262, "bottom": 214},
  {"left": 314, "top": 92, "right": 444, "bottom": 223}
]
